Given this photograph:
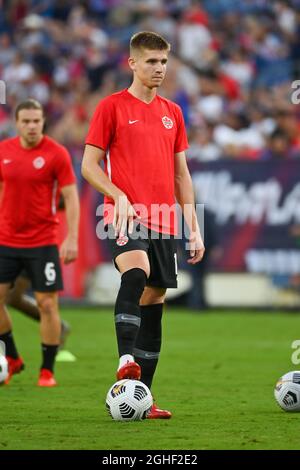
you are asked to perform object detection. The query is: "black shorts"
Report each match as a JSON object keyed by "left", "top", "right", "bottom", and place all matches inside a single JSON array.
[
  {"left": 107, "top": 224, "right": 178, "bottom": 288},
  {"left": 0, "top": 245, "right": 63, "bottom": 292}
]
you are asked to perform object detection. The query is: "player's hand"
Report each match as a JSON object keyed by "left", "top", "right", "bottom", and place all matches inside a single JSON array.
[
  {"left": 187, "top": 232, "right": 205, "bottom": 265},
  {"left": 113, "top": 194, "right": 140, "bottom": 237},
  {"left": 60, "top": 236, "right": 78, "bottom": 264}
]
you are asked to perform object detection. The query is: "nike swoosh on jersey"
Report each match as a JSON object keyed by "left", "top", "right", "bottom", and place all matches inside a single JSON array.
[{"left": 129, "top": 120, "right": 139, "bottom": 124}]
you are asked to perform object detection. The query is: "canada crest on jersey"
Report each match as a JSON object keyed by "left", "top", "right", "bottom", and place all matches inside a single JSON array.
[
  {"left": 116, "top": 235, "right": 129, "bottom": 247},
  {"left": 162, "top": 116, "right": 173, "bottom": 129},
  {"left": 33, "top": 156, "right": 45, "bottom": 169}
]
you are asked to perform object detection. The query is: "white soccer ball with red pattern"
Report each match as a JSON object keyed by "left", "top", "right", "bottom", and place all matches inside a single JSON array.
[
  {"left": 106, "top": 379, "right": 153, "bottom": 421},
  {"left": 0, "top": 355, "right": 8, "bottom": 384},
  {"left": 274, "top": 371, "right": 300, "bottom": 411}
]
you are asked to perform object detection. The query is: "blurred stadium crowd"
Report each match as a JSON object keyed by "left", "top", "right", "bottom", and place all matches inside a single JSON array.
[{"left": 1, "top": 0, "right": 300, "bottom": 164}]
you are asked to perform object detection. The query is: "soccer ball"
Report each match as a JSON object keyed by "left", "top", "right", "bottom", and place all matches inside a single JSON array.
[
  {"left": 274, "top": 371, "right": 300, "bottom": 411},
  {"left": 0, "top": 355, "right": 8, "bottom": 384},
  {"left": 106, "top": 379, "right": 153, "bottom": 421}
]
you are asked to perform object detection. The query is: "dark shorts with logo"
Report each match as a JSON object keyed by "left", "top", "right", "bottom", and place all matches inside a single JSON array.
[
  {"left": 0, "top": 245, "right": 63, "bottom": 292},
  {"left": 106, "top": 224, "right": 178, "bottom": 288}
]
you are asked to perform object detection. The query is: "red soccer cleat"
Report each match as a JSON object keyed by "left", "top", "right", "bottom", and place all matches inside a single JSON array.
[
  {"left": 37, "top": 368, "right": 57, "bottom": 387},
  {"left": 5, "top": 356, "right": 25, "bottom": 384},
  {"left": 147, "top": 403, "right": 172, "bottom": 419},
  {"left": 116, "top": 361, "right": 141, "bottom": 381}
]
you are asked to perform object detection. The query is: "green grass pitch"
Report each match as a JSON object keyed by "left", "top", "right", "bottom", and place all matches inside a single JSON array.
[{"left": 1, "top": 307, "right": 299, "bottom": 450}]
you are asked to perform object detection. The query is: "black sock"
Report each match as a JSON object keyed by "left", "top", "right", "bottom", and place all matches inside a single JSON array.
[
  {"left": 41, "top": 344, "right": 59, "bottom": 372},
  {"left": 134, "top": 303, "right": 163, "bottom": 389},
  {"left": 0, "top": 330, "right": 19, "bottom": 359},
  {"left": 115, "top": 268, "right": 147, "bottom": 357}
]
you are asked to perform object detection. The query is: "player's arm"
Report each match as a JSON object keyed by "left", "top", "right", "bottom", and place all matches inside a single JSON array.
[
  {"left": 81, "top": 144, "right": 139, "bottom": 236},
  {"left": 59, "top": 183, "right": 79, "bottom": 264},
  {"left": 174, "top": 151, "right": 205, "bottom": 264}
]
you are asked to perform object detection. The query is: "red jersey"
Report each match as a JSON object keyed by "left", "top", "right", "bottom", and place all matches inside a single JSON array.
[
  {"left": 85, "top": 89, "right": 188, "bottom": 234},
  {"left": 0, "top": 135, "right": 75, "bottom": 248}
]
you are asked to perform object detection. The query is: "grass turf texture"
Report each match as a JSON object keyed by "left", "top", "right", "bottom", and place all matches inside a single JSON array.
[{"left": 1, "top": 307, "right": 299, "bottom": 450}]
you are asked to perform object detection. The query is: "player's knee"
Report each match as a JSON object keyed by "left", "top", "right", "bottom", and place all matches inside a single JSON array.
[
  {"left": 120, "top": 268, "right": 147, "bottom": 301},
  {"left": 37, "top": 295, "right": 57, "bottom": 316}
]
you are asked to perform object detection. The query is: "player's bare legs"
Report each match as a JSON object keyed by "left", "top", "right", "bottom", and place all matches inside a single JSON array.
[
  {"left": 116, "top": 250, "right": 150, "bottom": 277},
  {"left": 114, "top": 250, "right": 150, "bottom": 380},
  {"left": 35, "top": 291, "right": 61, "bottom": 387},
  {"left": 0, "top": 283, "right": 25, "bottom": 382},
  {"left": 8, "top": 277, "right": 71, "bottom": 350},
  {"left": 7, "top": 277, "right": 39, "bottom": 320},
  {"left": 35, "top": 292, "right": 61, "bottom": 344}
]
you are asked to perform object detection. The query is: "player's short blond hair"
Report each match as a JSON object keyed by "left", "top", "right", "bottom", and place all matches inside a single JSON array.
[
  {"left": 130, "top": 31, "right": 170, "bottom": 55},
  {"left": 15, "top": 99, "right": 44, "bottom": 119}
]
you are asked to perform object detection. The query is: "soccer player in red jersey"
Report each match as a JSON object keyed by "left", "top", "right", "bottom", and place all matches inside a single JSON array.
[
  {"left": 0, "top": 177, "right": 72, "bottom": 350},
  {"left": 82, "top": 32, "right": 204, "bottom": 418},
  {"left": 0, "top": 99, "right": 80, "bottom": 386},
  {"left": 0, "top": 196, "right": 72, "bottom": 351}
]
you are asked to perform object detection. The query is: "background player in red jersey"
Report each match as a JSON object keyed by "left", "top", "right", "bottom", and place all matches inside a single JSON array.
[
  {"left": 0, "top": 99, "right": 80, "bottom": 386},
  {"left": 82, "top": 31, "right": 204, "bottom": 418},
  {"left": 0, "top": 177, "right": 72, "bottom": 351}
]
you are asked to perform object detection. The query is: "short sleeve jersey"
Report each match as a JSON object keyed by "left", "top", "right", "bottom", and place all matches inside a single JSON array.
[
  {"left": 0, "top": 135, "right": 76, "bottom": 247},
  {"left": 85, "top": 89, "right": 188, "bottom": 234}
]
